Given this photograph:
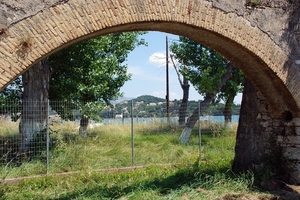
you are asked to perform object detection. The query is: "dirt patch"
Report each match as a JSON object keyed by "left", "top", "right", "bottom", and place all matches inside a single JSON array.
[{"left": 219, "top": 184, "right": 300, "bottom": 200}]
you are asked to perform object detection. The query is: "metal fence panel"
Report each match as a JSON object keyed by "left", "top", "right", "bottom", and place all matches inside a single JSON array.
[{"left": 0, "top": 99, "right": 237, "bottom": 179}]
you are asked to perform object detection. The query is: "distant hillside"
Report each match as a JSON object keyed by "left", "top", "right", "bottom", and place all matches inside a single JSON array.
[
  {"left": 133, "top": 95, "right": 165, "bottom": 104},
  {"left": 100, "top": 95, "right": 240, "bottom": 118}
]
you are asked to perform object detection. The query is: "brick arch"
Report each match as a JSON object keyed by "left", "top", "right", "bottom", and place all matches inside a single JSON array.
[{"left": 0, "top": 0, "right": 299, "bottom": 116}]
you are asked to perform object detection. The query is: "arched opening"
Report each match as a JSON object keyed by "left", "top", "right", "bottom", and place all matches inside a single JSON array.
[
  {"left": 1, "top": 0, "right": 300, "bottom": 190},
  {"left": 0, "top": 29, "right": 243, "bottom": 172},
  {"left": 0, "top": 0, "right": 299, "bottom": 117}
]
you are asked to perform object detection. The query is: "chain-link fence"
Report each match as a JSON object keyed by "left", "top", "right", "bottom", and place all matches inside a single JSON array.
[{"left": 0, "top": 100, "right": 239, "bottom": 179}]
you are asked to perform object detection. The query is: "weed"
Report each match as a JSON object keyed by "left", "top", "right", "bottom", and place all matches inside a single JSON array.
[
  {"left": 16, "top": 36, "right": 33, "bottom": 58},
  {"left": 247, "top": 0, "right": 260, "bottom": 7},
  {"left": 0, "top": 28, "right": 9, "bottom": 38},
  {"left": 20, "top": 37, "right": 33, "bottom": 50}
]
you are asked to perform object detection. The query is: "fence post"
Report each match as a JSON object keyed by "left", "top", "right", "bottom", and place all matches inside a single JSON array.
[
  {"left": 46, "top": 100, "right": 50, "bottom": 173},
  {"left": 198, "top": 100, "right": 202, "bottom": 163},
  {"left": 131, "top": 100, "right": 134, "bottom": 166}
]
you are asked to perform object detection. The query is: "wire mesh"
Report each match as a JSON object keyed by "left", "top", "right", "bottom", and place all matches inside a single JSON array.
[{"left": 0, "top": 99, "right": 239, "bottom": 179}]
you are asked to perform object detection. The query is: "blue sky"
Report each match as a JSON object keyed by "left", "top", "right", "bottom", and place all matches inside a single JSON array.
[{"left": 120, "top": 31, "right": 243, "bottom": 104}]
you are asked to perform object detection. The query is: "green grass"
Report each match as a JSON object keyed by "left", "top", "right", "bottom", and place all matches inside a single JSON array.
[
  {"left": 0, "top": 120, "right": 274, "bottom": 199},
  {"left": 1, "top": 162, "right": 266, "bottom": 199}
]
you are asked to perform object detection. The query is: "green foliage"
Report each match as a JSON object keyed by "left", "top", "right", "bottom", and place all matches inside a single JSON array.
[
  {"left": 169, "top": 36, "right": 244, "bottom": 110},
  {"left": 48, "top": 32, "right": 147, "bottom": 104},
  {"left": 170, "top": 36, "right": 228, "bottom": 96},
  {"left": 79, "top": 101, "right": 105, "bottom": 121},
  {"left": 49, "top": 32, "right": 146, "bottom": 120},
  {"left": 0, "top": 32, "right": 148, "bottom": 123},
  {"left": 249, "top": 0, "right": 260, "bottom": 5},
  {"left": 0, "top": 78, "right": 23, "bottom": 121}
]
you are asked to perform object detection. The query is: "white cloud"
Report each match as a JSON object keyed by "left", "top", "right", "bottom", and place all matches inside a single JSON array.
[
  {"left": 149, "top": 52, "right": 166, "bottom": 67},
  {"left": 149, "top": 52, "right": 180, "bottom": 68}
]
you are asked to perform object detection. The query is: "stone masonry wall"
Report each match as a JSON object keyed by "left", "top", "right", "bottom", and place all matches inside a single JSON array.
[
  {"left": 279, "top": 118, "right": 300, "bottom": 183},
  {"left": 257, "top": 90, "right": 300, "bottom": 183}
]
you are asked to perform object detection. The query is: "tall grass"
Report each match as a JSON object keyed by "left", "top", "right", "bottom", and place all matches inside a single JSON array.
[
  {"left": 0, "top": 119, "right": 274, "bottom": 199},
  {"left": 1, "top": 158, "right": 266, "bottom": 199},
  {"left": 0, "top": 119, "right": 237, "bottom": 177}
]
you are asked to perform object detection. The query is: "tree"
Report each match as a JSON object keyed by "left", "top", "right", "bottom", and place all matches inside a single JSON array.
[
  {"left": 169, "top": 36, "right": 244, "bottom": 143},
  {"left": 179, "top": 62, "right": 233, "bottom": 143},
  {"left": 216, "top": 67, "right": 244, "bottom": 123},
  {"left": 48, "top": 32, "right": 147, "bottom": 136},
  {"left": 1, "top": 32, "right": 146, "bottom": 155},
  {"left": 170, "top": 55, "right": 190, "bottom": 126},
  {"left": 19, "top": 60, "right": 52, "bottom": 153}
]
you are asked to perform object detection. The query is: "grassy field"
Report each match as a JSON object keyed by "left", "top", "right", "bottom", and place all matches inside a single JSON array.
[{"left": 0, "top": 120, "right": 277, "bottom": 199}]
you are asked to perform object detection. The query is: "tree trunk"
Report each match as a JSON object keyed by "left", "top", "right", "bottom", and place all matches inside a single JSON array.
[
  {"left": 232, "top": 78, "right": 270, "bottom": 173},
  {"left": 79, "top": 117, "right": 89, "bottom": 137},
  {"left": 223, "top": 94, "right": 234, "bottom": 124},
  {"left": 19, "top": 60, "right": 51, "bottom": 153},
  {"left": 179, "top": 96, "right": 214, "bottom": 143},
  {"left": 178, "top": 78, "right": 190, "bottom": 126},
  {"left": 179, "top": 62, "right": 233, "bottom": 144}
]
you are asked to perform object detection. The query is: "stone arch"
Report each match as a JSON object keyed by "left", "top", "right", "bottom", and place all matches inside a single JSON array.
[{"left": 0, "top": 0, "right": 299, "bottom": 116}]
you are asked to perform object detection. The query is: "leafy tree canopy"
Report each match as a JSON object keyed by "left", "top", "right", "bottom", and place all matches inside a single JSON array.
[
  {"left": 0, "top": 32, "right": 147, "bottom": 121},
  {"left": 169, "top": 36, "right": 244, "bottom": 104},
  {"left": 47, "top": 32, "right": 147, "bottom": 120},
  {"left": 48, "top": 32, "right": 147, "bottom": 103}
]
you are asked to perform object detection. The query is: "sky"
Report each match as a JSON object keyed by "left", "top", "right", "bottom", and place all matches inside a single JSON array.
[{"left": 120, "top": 31, "right": 243, "bottom": 104}]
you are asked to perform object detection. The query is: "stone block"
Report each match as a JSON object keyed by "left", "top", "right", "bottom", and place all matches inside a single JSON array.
[
  {"left": 277, "top": 135, "right": 300, "bottom": 146},
  {"left": 272, "top": 119, "right": 283, "bottom": 127},
  {"left": 284, "top": 147, "right": 300, "bottom": 160},
  {"left": 292, "top": 118, "right": 300, "bottom": 126},
  {"left": 296, "top": 127, "right": 300, "bottom": 136}
]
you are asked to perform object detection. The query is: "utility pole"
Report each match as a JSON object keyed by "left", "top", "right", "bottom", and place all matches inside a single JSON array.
[{"left": 166, "top": 36, "right": 170, "bottom": 123}]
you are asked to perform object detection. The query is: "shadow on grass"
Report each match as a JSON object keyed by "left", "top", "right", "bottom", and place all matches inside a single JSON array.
[
  {"left": 50, "top": 165, "right": 300, "bottom": 200},
  {"left": 49, "top": 164, "right": 246, "bottom": 200}
]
